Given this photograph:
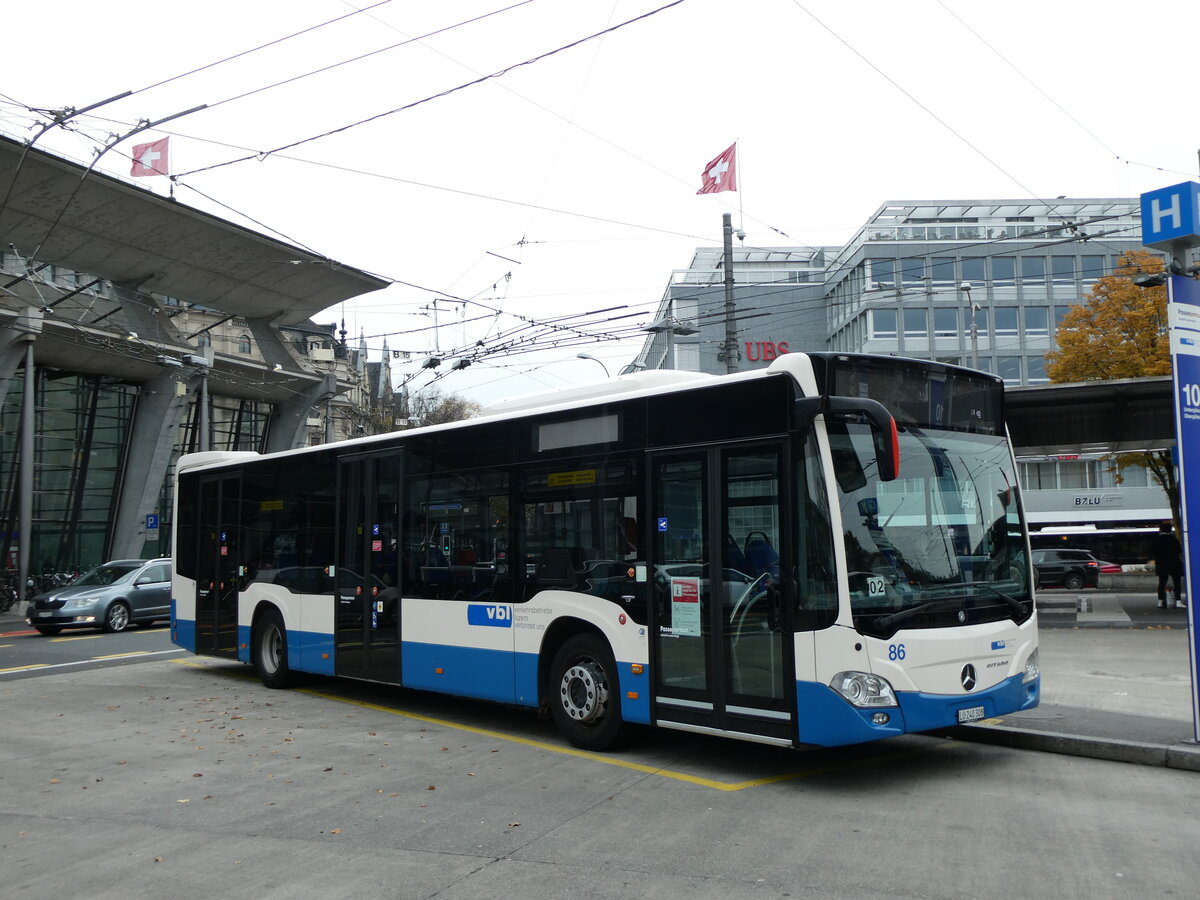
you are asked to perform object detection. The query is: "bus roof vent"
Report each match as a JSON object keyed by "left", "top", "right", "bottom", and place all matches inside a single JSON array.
[{"left": 482, "top": 370, "right": 715, "bottom": 416}]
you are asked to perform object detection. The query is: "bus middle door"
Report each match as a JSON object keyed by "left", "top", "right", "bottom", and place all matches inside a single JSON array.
[{"left": 335, "top": 453, "right": 401, "bottom": 683}]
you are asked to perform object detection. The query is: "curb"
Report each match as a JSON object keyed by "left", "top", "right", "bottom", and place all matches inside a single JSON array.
[{"left": 940, "top": 722, "right": 1200, "bottom": 772}]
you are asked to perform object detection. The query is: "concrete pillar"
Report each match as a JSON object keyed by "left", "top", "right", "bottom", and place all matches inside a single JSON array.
[
  {"left": 108, "top": 369, "right": 193, "bottom": 559},
  {"left": 263, "top": 373, "right": 338, "bottom": 454}
]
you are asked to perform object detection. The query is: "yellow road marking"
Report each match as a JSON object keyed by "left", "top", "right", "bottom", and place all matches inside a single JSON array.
[
  {"left": 92, "top": 651, "right": 149, "bottom": 660},
  {"left": 0, "top": 664, "right": 48, "bottom": 673},
  {"left": 50, "top": 633, "right": 106, "bottom": 642},
  {"left": 173, "top": 658, "right": 952, "bottom": 791}
]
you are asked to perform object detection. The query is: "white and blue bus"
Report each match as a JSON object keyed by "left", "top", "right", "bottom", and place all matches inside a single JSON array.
[{"left": 170, "top": 352, "right": 1039, "bottom": 751}]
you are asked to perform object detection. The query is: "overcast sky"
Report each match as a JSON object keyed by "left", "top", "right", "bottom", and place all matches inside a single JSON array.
[{"left": 3, "top": 0, "right": 1196, "bottom": 407}]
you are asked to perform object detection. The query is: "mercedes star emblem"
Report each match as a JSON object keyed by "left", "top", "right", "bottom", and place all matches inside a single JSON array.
[{"left": 961, "top": 664, "right": 977, "bottom": 691}]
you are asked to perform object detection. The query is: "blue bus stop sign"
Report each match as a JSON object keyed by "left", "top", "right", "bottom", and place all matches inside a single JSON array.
[
  {"left": 1141, "top": 182, "right": 1200, "bottom": 249},
  {"left": 1167, "top": 274, "right": 1200, "bottom": 741}
]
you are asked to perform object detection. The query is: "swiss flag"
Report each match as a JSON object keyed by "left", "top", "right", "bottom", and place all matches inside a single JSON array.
[
  {"left": 131, "top": 137, "right": 169, "bottom": 177},
  {"left": 696, "top": 142, "right": 737, "bottom": 195}
]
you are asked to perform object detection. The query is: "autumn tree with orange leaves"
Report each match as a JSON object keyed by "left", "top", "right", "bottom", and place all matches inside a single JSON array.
[{"left": 1045, "top": 249, "right": 1178, "bottom": 532}]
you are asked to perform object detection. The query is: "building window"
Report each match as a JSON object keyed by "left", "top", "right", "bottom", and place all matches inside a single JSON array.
[
  {"left": 870, "top": 308, "right": 897, "bottom": 339},
  {"left": 1051, "top": 256, "right": 1075, "bottom": 284},
  {"left": 1054, "top": 306, "right": 1070, "bottom": 330},
  {"left": 1025, "top": 307, "right": 1049, "bottom": 337},
  {"left": 1027, "top": 355, "right": 1048, "bottom": 383},
  {"left": 960, "top": 257, "right": 985, "bottom": 283},
  {"left": 871, "top": 258, "right": 895, "bottom": 287},
  {"left": 992, "top": 257, "right": 1015, "bottom": 285},
  {"left": 196, "top": 333, "right": 211, "bottom": 348},
  {"left": 997, "top": 356, "right": 1022, "bottom": 385},
  {"left": 901, "top": 258, "right": 925, "bottom": 285},
  {"left": 1081, "top": 255, "right": 1106, "bottom": 280},
  {"left": 237, "top": 335, "right": 252, "bottom": 354},
  {"left": 933, "top": 307, "right": 957, "bottom": 337},
  {"left": 903, "top": 308, "right": 927, "bottom": 338},
  {"left": 1020, "top": 256, "right": 1045, "bottom": 282},
  {"left": 994, "top": 307, "right": 1019, "bottom": 337},
  {"left": 930, "top": 258, "right": 955, "bottom": 284}
]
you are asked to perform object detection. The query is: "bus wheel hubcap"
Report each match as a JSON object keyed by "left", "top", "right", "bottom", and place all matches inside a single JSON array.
[{"left": 560, "top": 661, "right": 608, "bottom": 723}]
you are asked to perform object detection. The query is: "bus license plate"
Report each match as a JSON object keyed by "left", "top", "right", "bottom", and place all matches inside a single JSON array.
[
  {"left": 957, "top": 705, "right": 986, "bottom": 723},
  {"left": 34, "top": 610, "right": 50, "bottom": 618}
]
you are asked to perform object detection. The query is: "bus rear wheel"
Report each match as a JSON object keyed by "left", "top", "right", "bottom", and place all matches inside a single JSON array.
[
  {"left": 549, "top": 634, "right": 627, "bottom": 751},
  {"left": 253, "top": 608, "right": 293, "bottom": 689}
]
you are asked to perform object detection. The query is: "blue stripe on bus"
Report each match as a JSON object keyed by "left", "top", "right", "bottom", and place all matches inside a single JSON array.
[
  {"left": 620, "top": 664, "right": 651, "bottom": 724},
  {"left": 794, "top": 672, "right": 1040, "bottom": 747},
  {"left": 896, "top": 672, "right": 1039, "bottom": 733},
  {"left": 402, "top": 641, "right": 528, "bottom": 706}
]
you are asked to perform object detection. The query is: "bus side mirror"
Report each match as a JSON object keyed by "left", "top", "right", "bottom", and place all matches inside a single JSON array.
[{"left": 795, "top": 395, "right": 901, "bottom": 482}]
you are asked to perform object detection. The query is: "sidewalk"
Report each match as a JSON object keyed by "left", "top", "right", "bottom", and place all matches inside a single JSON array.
[{"left": 3, "top": 598, "right": 1198, "bottom": 770}]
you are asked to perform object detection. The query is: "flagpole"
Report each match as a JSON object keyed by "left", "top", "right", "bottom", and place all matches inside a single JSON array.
[{"left": 729, "top": 138, "right": 739, "bottom": 240}]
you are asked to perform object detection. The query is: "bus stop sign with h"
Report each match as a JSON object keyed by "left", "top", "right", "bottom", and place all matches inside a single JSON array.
[{"left": 1142, "top": 180, "right": 1200, "bottom": 742}]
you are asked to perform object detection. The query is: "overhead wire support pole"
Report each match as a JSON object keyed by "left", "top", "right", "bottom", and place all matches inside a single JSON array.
[{"left": 722, "top": 212, "right": 738, "bottom": 373}]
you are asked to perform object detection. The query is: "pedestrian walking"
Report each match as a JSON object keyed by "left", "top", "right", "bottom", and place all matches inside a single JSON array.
[{"left": 1152, "top": 522, "right": 1185, "bottom": 609}]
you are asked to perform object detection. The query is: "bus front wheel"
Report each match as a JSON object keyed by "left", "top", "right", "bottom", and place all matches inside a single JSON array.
[
  {"left": 253, "top": 608, "right": 293, "bottom": 689},
  {"left": 549, "top": 634, "right": 627, "bottom": 751}
]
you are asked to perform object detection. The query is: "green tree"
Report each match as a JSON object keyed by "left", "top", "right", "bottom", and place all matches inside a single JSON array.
[{"left": 1044, "top": 250, "right": 1178, "bottom": 531}]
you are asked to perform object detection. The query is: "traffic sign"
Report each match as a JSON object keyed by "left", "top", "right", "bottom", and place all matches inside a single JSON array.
[
  {"left": 146, "top": 514, "right": 159, "bottom": 531},
  {"left": 1141, "top": 181, "right": 1200, "bottom": 249}
]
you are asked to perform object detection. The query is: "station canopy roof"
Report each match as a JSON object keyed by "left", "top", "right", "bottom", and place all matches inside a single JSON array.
[
  {"left": 0, "top": 133, "right": 389, "bottom": 325},
  {"left": 1005, "top": 377, "right": 1174, "bottom": 457}
]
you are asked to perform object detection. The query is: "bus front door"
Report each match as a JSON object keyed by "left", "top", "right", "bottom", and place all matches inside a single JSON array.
[
  {"left": 335, "top": 454, "right": 401, "bottom": 683},
  {"left": 650, "top": 445, "right": 793, "bottom": 746}
]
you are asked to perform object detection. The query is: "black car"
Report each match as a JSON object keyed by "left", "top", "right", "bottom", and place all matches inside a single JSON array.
[{"left": 1031, "top": 548, "right": 1100, "bottom": 590}]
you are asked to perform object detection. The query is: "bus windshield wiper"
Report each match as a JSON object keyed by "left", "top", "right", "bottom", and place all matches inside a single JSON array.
[
  {"left": 873, "top": 596, "right": 964, "bottom": 631},
  {"left": 959, "top": 581, "right": 1028, "bottom": 615}
]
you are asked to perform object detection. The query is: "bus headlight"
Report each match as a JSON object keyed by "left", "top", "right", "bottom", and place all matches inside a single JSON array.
[
  {"left": 1023, "top": 648, "right": 1040, "bottom": 684},
  {"left": 831, "top": 671, "right": 897, "bottom": 708}
]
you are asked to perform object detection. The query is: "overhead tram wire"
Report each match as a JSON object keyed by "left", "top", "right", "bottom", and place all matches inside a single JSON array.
[
  {"left": 174, "top": 0, "right": 691, "bottom": 179},
  {"left": 192, "top": 1, "right": 540, "bottom": 119},
  {"left": 787, "top": 0, "right": 1087, "bottom": 225}
]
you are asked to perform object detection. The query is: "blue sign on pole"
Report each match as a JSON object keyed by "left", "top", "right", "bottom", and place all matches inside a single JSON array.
[
  {"left": 1141, "top": 182, "right": 1200, "bottom": 248},
  {"left": 1167, "top": 274, "right": 1200, "bottom": 742},
  {"left": 146, "top": 514, "right": 159, "bottom": 531}
]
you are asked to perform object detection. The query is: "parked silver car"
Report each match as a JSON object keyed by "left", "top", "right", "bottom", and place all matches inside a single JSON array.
[{"left": 26, "top": 558, "right": 172, "bottom": 636}]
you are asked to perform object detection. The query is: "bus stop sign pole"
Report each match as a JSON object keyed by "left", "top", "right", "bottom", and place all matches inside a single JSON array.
[
  {"left": 1168, "top": 274, "right": 1200, "bottom": 743},
  {"left": 1143, "top": 181, "right": 1200, "bottom": 742}
]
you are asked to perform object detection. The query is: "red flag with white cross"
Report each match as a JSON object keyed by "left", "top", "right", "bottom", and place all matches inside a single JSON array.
[
  {"left": 696, "top": 142, "right": 737, "bottom": 195},
  {"left": 131, "top": 137, "right": 170, "bottom": 177}
]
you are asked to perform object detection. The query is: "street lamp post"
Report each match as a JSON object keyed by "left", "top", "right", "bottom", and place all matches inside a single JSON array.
[
  {"left": 576, "top": 352, "right": 610, "bottom": 377},
  {"left": 961, "top": 281, "right": 979, "bottom": 369}
]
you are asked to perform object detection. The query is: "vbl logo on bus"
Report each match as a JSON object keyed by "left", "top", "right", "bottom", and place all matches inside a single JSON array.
[{"left": 467, "top": 604, "right": 512, "bottom": 627}]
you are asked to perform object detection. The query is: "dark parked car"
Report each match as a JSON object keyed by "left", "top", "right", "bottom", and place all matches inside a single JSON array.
[
  {"left": 26, "top": 558, "right": 171, "bottom": 635},
  {"left": 1031, "top": 548, "right": 1100, "bottom": 590}
]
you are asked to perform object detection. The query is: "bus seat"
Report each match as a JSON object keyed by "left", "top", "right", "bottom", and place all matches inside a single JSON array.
[
  {"left": 536, "top": 547, "right": 586, "bottom": 588},
  {"left": 744, "top": 532, "right": 780, "bottom": 580}
]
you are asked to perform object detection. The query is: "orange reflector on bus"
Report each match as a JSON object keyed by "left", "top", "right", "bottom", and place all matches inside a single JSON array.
[
  {"left": 435, "top": 667, "right": 444, "bottom": 674},
  {"left": 627, "top": 692, "right": 638, "bottom": 700},
  {"left": 322, "top": 653, "right": 329, "bottom": 659},
  {"left": 630, "top": 663, "right": 644, "bottom": 675}
]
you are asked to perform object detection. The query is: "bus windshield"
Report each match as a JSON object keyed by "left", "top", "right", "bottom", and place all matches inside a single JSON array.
[{"left": 829, "top": 420, "right": 1031, "bottom": 639}]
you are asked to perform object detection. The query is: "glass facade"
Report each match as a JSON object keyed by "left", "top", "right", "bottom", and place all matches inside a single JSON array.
[{"left": 0, "top": 369, "right": 137, "bottom": 573}]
